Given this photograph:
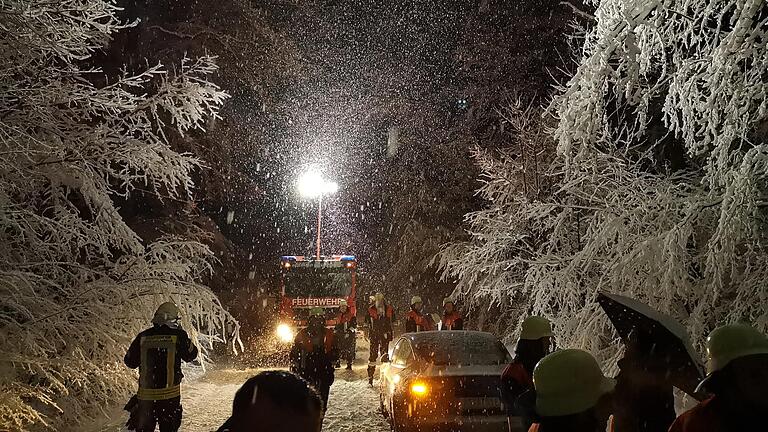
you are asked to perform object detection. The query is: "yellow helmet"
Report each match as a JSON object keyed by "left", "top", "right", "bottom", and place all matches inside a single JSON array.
[
  {"left": 704, "top": 323, "right": 768, "bottom": 374},
  {"left": 338, "top": 299, "right": 348, "bottom": 307},
  {"left": 443, "top": 297, "right": 454, "bottom": 306},
  {"left": 152, "top": 302, "right": 180, "bottom": 324},
  {"left": 520, "top": 316, "right": 553, "bottom": 340},
  {"left": 375, "top": 293, "right": 385, "bottom": 302},
  {"left": 410, "top": 296, "right": 423, "bottom": 306},
  {"left": 533, "top": 349, "right": 615, "bottom": 417}
]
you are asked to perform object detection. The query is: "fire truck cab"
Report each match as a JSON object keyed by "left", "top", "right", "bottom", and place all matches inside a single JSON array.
[{"left": 274, "top": 255, "right": 357, "bottom": 343}]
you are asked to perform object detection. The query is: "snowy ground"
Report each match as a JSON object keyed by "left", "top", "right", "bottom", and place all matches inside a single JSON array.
[{"left": 83, "top": 338, "right": 390, "bottom": 432}]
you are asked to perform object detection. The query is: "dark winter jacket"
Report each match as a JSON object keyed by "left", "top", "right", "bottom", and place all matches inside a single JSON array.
[
  {"left": 366, "top": 304, "right": 394, "bottom": 340},
  {"left": 124, "top": 324, "right": 198, "bottom": 400},
  {"left": 405, "top": 309, "right": 435, "bottom": 332},
  {"left": 290, "top": 327, "right": 338, "bottom": 382},
  {"left": 334, "top": 312, "right": 357, "bottom": 337}
]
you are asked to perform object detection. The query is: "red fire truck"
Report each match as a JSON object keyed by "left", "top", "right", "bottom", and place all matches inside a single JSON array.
[{"left": 274, "top": 255, "right": 357, "bottom": 343}]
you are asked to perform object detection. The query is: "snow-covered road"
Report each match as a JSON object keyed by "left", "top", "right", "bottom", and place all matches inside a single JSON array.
[{"left": 85, "top": 342, "right": 390, "bottom": 432}]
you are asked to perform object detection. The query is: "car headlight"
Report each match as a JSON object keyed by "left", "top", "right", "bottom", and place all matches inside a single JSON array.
[
  {"left": 409, "top": 380, "right": 429, "bottom": 397},
  {"left": 276, "top": 323, "right": 294, "bottom": 343}
]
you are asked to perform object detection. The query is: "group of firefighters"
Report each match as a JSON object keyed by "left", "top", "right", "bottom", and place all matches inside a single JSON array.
[
  {"left": 288, "top": 291, "right": 463, "bottom": 404},
  {"left": 499, "top": 316, "right": 768, "bottom": 432},
  {"left": 123, "top": 298, "right": 768, "bottom": 432}
]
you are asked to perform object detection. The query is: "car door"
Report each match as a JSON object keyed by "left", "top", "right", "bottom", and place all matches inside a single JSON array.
[
  {"left": 381, "top": 337, "right": 409, "bottom": 409},
  {"left": 390, "top": 339, "right": 420, "bottom": 401}
]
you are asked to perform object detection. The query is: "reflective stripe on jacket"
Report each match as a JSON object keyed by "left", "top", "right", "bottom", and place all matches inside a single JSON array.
[{"left": 124, "top": 325, "right": 198, "bottom": 401}]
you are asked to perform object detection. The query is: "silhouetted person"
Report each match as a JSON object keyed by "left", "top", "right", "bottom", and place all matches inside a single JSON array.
[
  {"left": 669, "top": 323, "right": 768, "bottom": 432},
  {"left": 500, "top": 316, "right": 554, "bottom": 432},
  {"left": 334, "top": 299, "right": 357, "bottom": 370},
  {"left": 404, "top": 295, "right": 435, "bottom": 332},
  {"left": 217, "top": 371, "right": 323, "bottom": 432},
  {"left": 365, "top": 292, "right": 394, "bottom": 385},
  {"left": 440, "top": 297, "right": 463, "bottom": 330},
  {"left": 124, "top": 302, "right": 198, "bottom": 432},
  {"left": 290, "top": 308, "right": 338, "bottom": 407},
  {"left": 612, "top": 330, "right": 676, "bottom": 432}
]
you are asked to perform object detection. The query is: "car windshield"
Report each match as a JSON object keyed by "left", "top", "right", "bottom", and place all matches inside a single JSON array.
[
  {"left": 283, "top": 268, "right": 352, "bottom": 298},
  {"left": 412, "top": 332, "right": 511, "bottom": 366}
]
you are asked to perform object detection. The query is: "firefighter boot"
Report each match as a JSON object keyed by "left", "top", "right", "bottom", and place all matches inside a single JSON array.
[{"left": 367, "top": 364, "right": 375, "bottom": 385}]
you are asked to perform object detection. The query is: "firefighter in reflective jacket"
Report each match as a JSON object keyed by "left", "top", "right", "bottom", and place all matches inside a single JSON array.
[
  {"left": 290, "top": 308, "right": 338, "bottom": 408},
  {"left": 334, "top": 299, "right": 357, "bottom": 370},
  {"left": 440, "top": 297, "right": 463, "bottom": 330},
  {"left": 366, "top": 293, "right": 394, "bottom": 385},
  {"left": 124, "top": 302, "right": 198, "bottom": 432},
  {"left": 405, "top": 295, "right": 435, "bottom": 333}
]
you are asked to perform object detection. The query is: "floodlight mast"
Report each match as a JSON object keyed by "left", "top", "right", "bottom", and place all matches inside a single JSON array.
[{"left": 297, "top": 170, "right": 338, "bottom": 259}]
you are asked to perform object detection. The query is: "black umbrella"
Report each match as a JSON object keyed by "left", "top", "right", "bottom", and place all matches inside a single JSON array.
[{"left": 597, "top": 291, "right": 705, "bottom": 399}]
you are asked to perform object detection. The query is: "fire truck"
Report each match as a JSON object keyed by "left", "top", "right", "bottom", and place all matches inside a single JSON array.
[{"left": 274, "top": 255, "right": 357, "bottom": 343}]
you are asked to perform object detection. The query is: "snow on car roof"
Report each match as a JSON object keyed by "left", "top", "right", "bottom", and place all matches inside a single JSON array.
[{"left": 405, "top": 331, "right": 510, "bottom": 366}]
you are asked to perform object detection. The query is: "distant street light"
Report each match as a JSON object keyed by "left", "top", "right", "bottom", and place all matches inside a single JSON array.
[{"left": 297, "top": 170, "right": 338, "bottom": 258}]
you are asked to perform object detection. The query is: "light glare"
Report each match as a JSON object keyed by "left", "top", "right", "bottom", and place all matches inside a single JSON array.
[
  {"left": 276, "top": 323, "right": 294, "bottom": 343},
  {"left": 297, "top": 170, "right": 338, "bottom": 198}
]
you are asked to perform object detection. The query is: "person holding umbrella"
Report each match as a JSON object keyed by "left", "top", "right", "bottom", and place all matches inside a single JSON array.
[
  {"left": 596, "top": 292, "right": 705, "bottom": 432},
  {"left": 669, "top": 323, "right": 768, "bottom": 432}
]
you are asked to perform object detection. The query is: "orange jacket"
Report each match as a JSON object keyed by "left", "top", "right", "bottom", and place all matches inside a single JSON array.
[
  {"left": 295, "top": 328, "right": 335, "bottom": 354},
  {"left": 501, "top": 361, "right": 533, "bottom": 388},
  {"left": 441, "top": 311, "right": 463, "bottom": 330},
  {"left": 367, "top": 304, "right": 394, "bottom": 320},
  {"left": 668, "top": 397, "right": 722, "bottom": 432},
  {"left": 405, "top": 309, "right": 435, "bottom": 332},
  {"left": 529, "top": 415, "right": 615, "bottom": 432}
]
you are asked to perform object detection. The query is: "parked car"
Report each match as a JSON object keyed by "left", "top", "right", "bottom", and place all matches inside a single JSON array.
[{"left": 379, "top": 330, "right": 521, "bottom": 432}]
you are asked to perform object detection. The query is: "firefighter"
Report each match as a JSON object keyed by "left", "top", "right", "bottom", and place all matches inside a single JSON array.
[
  {"left": 366, "top": 292, "right": 394, "bottom": 385},
  {"left": 124, "top": 302, "right": 198, "bottom": 432},
  {"left": 290, "top": 308, "right": 338, "bottom": 408},
  {"left": 334, "top": 299, "right": 357, "bottom": 370},
  {"left": 500, "top": 316, "right": 554, "bottom": 432},
  {"left": 440, "top": 297, "right": 463, "bottom": 330},
  {"left": 528, "top": 349, "right": 616, "bottom": 432},
  {"left": 405, "top": 295, "right": 435, "bottom": 332},
  {"left": 668, "top": 323, "right": 768, "bottom": 432}
]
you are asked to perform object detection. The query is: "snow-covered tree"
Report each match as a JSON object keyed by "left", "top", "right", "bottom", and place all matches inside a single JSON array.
[
  {"left": 440, "top": 0, "right": 768, "bottom": 367},
  {"left": 0, "top": 1, "right": 238, "bottom": 430}
]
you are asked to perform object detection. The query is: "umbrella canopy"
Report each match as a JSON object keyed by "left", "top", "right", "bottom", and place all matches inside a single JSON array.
[{"left": 597, "top": 292, "right": 705, "bottom": 399}]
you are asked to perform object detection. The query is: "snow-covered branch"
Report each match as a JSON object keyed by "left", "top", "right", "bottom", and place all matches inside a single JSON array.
[
  {"left": 0, "top": 1, "right": 236, "bottom": 430},
  {"left": 442, "top": 0, "right": 768, "bottom": 370}
]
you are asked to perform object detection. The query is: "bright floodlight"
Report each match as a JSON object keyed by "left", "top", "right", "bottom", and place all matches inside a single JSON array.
[{"left": 297, "top": 170, "right": 338, "bottom": 198}]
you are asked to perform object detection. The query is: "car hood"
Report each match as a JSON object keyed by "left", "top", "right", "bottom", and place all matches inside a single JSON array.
[{"left": 419, "top": 363, "right": 506, "bottom": 377}]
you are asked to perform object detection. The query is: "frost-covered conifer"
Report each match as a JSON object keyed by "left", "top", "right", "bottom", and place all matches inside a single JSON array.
[
  {"left": 441, "top": 0, "right": 768, "bottom": 368},
  {"left": 0, "top": 1, "right": 238, "bottom": 429}
]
